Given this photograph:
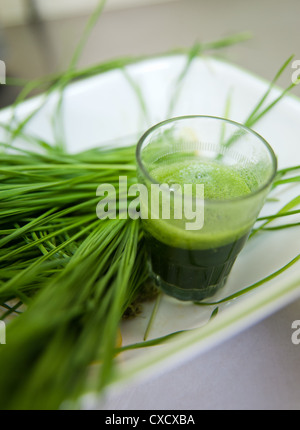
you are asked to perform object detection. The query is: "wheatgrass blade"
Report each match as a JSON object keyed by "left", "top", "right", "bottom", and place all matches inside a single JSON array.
[{"left": 251, "top": 195, "right": 300, "bottom": 237}]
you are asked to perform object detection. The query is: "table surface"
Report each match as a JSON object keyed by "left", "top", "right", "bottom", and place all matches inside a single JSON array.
[{"left": 1, "top": 0, "right": 300, "bottom": 410}]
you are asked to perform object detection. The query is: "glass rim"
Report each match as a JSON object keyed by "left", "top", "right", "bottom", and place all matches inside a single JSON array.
[{"left": 136, "top": 115, "right": 277, "bottom": 203}]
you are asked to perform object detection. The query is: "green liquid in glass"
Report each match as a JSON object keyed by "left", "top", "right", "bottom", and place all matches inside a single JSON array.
[{"left": 143, "top": 158, "right": 256, "bottom": 301}]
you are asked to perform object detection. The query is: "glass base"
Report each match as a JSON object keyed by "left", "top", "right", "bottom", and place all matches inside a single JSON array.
[
  {"left": 152, "top": 272, "right": 228, "bottom": 302},
  {"left": 144, "top": 232, "right": 250, "bottom": 302}
]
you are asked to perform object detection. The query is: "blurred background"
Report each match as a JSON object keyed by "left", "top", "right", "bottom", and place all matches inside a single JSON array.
[{"left": 0, "top": 0, "right": 300, "bottom": 108}]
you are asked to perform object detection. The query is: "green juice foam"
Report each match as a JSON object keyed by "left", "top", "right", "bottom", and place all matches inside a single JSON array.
[{"left": 151, "top": 159, "right": 252, "bottom": 198}]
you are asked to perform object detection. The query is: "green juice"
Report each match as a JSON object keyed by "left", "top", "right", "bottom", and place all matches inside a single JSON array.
[{"left": 142, "top": 157, "right": 257, "bottom": 301}]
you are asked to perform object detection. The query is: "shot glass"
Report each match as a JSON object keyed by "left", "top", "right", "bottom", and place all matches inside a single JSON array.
[{"left": 136, "top": 115, "right": 277, "bottom": 301}]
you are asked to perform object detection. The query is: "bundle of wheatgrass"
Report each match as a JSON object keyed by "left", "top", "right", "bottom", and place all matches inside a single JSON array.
[
  {"left": 0, "top": 0, "right": 300, "bottom": 410},
  {"left": 0, "top": 139, "right": 150, "bottom": 409}
]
